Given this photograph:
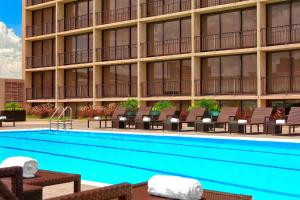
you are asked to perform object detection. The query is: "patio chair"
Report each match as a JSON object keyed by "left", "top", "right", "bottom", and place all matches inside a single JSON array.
[
  {"left": 133, "top": 106, "right": 152, "bottom": 129},
  {"left": 151, "top": 107, "right": 177, "bottom": 130},
  {"left": 164, "top": 108, "right": 206, "bottom": 131},
  {"left": 132, "top": 182, "right": 252, "bottom": 200},
  {"left": 0, "top": 116, "right": 15, "bottom": 127},
  {"left": 110, "top": 106, "right": 127, "bottom": 129},
  {"left": 196, "top": 107, "right": 238, "bottom": 133},
  {"left": 229, "top": 107, "right": 273, "bottom": 134},
  {"left": 0, "top": 166, "right": 131, "bottom": 200}
]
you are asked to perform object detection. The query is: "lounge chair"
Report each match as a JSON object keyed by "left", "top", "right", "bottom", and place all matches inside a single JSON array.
[
  {"left": 132, "top": 106, "right": 152, "bottom": 129},
  {"left": 132, "top": 182, "right": 252, "bottom": 200},
  {"left": 0, "top": 166, "right": 131, "bottom": 200},
  {"left": 229, "top": 107, "right": 273, "bottom": 134},
  {"left": 110, "top": 106, "right": 127, "bottom": 129},
  {"left": 164, "top": 108, "right": 206, "bottom": 131},
  {"left": 151, "top": 108, "right": 177, "bottom": 130},
  {"left": 0, "top": 116, "right": 15, "bottom": 127},
  {"left": 196, "top": 107, "right": 238, "bottom": 133}
]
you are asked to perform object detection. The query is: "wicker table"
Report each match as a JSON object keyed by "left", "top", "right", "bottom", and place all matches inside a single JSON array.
[
  {"left": 195, "top": 121, "right": 211, "bottom": 132},
  {"left": 228, "top": 122, "right": 246, "bottom": 134},
  {"left": 265, "top": 122, "right": 282, "bottom": 134}
]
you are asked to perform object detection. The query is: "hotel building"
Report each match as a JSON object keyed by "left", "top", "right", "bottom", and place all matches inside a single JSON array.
[{"left": 23, "top": 0, "right": 300, "bottom": 117}]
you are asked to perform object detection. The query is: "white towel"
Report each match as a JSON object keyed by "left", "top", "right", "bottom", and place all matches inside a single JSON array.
[
  {"left": 143, "top": 116, "right": 151, "bottom": 122},
  {"left": 119, "top": 117, "right": 127, "bottom": 121},
  {"left": 94, "top": 116, "right": 100, "bottom": 120},
  {"left": 276, "top": 119, "right": 286, "bottom": 125},
  {"left": 148, "top": 175, "right": 203, "bottom": 200},
  {"left": 202, "top": 118, "right": 211, "bottom": 123},
  {"left": 170, "top": 118, "right": 180, "bottom": 123},
  {"left": 0, "top": 116, "right": 7, "bottom": 120},
  {"left": 0, "top": 157, "right": 38, "bottom": 178},
  {"left": 238, "top": 119, "right": 247, "bottom": 124}
]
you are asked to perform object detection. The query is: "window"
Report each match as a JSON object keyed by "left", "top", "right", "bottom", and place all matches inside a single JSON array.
[
  {"left": 32, "top": 71, "right": 55, "bottom": 98},
  {"left": 31, "top": 7, "right": 55, "bottom": 36},
  {"left": 31, "top": 39, "right": 55, "bottom": 68}
]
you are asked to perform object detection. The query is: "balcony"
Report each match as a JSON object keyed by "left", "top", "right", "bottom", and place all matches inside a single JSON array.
[
  {"left": 141, "top": 37, "right": 191, "bottom": 57},
  {"left": 26, "top": 22, "right": 55, "bottom": 37},
  {"left": 261, "top": 76, "right": 300, "bottom": 95},
  {"left": 195, "top": 77, "right": 257, "bottom": 96},
  {"left": 195, "top": 0, "right": 246, "bottom": 8},
  {"left": 26, "top": 87, "right": 55, "bottom": 100},
  {"left": 96, "top": 6, "right": 137, "bottom": 25},
  {"left": 26, "top": 55, "right": 55, "bottom": 69},
  {"left": 141, "top": 0, "right": 191, "bottom": 18},
  {"left": 58, "top": 50, "right": 93, "bottom": 66},
  {"left": 96, "top": 45, "right": 137, "bottom": 61},
  {"left": 261, "top": 24, "right": 300, "bottom": 46},
  {"left": 58, "top": 14, "right": 93, "bottom": 32},
  {"left": 58, "top": 85, "right": 93, "bottom": 99},
  {"left": 27, "top": 0, "right": 53, "bottom": 6},
  {"left": 141, "top": 80, "right": 191, "bottom": 97},
  {"left": 96, "top": 83, "right": 137, "bottom": 98},
  {"left": 196, "top": 30, "right": 257, "bottom": 51}
]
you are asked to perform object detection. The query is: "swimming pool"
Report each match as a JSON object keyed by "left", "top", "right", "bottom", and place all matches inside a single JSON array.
[{"left": 0, "top": 129, "right": 299, "bottom": 200}]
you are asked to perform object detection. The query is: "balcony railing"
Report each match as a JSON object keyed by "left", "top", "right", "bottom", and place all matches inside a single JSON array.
[
  {"left": 261, "top": 76, "right": 300, "bottom": 94},
  {"left": 196, "top": 0, "right": 246, "bottom": 8},
  {"left": 58, "top": 13, "right": 93, "bottom": 32},
  {"left": 195, "top": 77, "right": 257, "bottom": 96},
  {"left": 58, "top": 50, "right": 93, "bottom": 66},
  {"left": 141, "top": 80, "right": 191, "bottom": 97},
  {"left": 26, "top": 22, "right": 55, "bottom": 37},
  {"left": 96, "top": 45, "right": 137, "bottom": 61},
  {"left": 58, "top": 85, "right": 93, "bottom": 99},
  {"left": 141, "top": 0, "right": 191, "bottom": 18},
  {"left": 196, "top": 30, "right": 257, "bottom": 51},
  {"left": 26, "top": 55, "right": 55, "bottom": 69},
  {"left": 141, "top": 37, "right": 191, "bottom": 57},
  {"left": 96, "top": 6, "right": 137, "bottom": 25},
  {"left": 261, "top": 24, "right": 300, "bottom": 46},
  {"left": 96, "top": 83, "right": 137, "bottom": 98},
  {"left": 27, "top": 0, "right": 53, "bottom": 6},
  {"left": 26, "top": 87, "right": 55, "bottom": 100}
]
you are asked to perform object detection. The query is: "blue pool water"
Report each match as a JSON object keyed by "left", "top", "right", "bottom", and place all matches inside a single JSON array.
[{"left": 0, "top": 129, "right": 299, "bottom": 200}]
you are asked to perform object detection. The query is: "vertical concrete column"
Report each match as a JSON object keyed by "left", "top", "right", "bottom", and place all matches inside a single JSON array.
[{"left": 93, "top": 28, "right": 102, "bottom": 107}]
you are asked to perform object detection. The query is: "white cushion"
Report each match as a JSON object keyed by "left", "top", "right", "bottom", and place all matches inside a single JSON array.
[
  {"left": 0, "top": 116, "right": 7, "bottom": 120},
  {"left": 119, "top": 117, "right": 127, "bottom": 121},
  {"left": 170, "top": 118, "right": 179, "bottom": 123},
  {"left": 276, "top": 119, "right": 286, "bottom": 125},
  {"left": 143, "top": 116, "right": 151, "bottom": 122},
  {"left": 94, "top": 116, "right": 100, "bottom": 120},
  {"left": 238, "top": 119, "right": 247, "bottom": 124},
  {"left": 202, "top": 118, "right": 212, "bottom": 123}
]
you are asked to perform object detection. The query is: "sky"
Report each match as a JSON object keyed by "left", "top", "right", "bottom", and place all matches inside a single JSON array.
[{"left": 0, "top": 0, "right": 22, "bottom": 79}]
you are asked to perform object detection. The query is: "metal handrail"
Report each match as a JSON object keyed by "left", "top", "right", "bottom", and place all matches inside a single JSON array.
[
  {"left": 49, "top": 107, "right": 62, "bottom": 130},
  {"left": 49, "top": 106, "right": 72, "bottom": 130}
]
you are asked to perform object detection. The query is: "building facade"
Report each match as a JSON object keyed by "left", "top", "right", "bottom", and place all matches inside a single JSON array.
[
  {"left": 23, "top": 0, "right": 300, "bottom": 117},
  {"left": 0, "top": 79, "right": 24, "bottom": 110}
]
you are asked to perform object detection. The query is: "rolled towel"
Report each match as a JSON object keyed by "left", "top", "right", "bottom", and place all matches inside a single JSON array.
[
  {"left": 148, "top": 175, "right": 203, "bottom": 200},
  {"left": 238, "top": 119, "right": 247, "bottom": 124},
  {"left": 94, "top": 116, "right": 101, "bottom": 120},
  {"left": 143, "top": 116, "right": 151, "bottom": 122},
  {"left": 0, "top": 116, "right": 7, "bottom": 120},
  {"left": 119, "top": 117, "right": 127, "bottom": 121},
  {"left": 202, "top": 118, "right": 211, "bottom": 123},
  {"left": 276, "top": 119, "right": 286, "bottom": 125},
  {"left": 170, "top": 118, "right": 180, "bottom": 123},
  {"left": 0, "top": 157, "right": 38, "bottom": 178}
]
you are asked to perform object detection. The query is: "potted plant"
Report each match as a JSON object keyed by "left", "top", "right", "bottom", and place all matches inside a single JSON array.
[
  {"left": 151, "top": 101, "right": 173, "bottom": 117},
  {"left": 2, "top": 102, "right": 26, "bottom": 121},
  {"left": 190, "top": 99, "right": 220, "bottom": 117},
  {"left": 121, "top": 99, "right": 139, "bottom": 116}
]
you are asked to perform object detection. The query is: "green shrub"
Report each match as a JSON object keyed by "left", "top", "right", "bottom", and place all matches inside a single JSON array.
[
  {"left": 152, "top": 101, "right": 173, "bottom": 113},
  {"left": 189, "top": 99, "right": 220, "bottom": 112},
  {"left": 121, "top": 99, "right": 139, "bottom": 113},
  {"left": 4, "top": 102, "right": 23, "bottom": 111}
]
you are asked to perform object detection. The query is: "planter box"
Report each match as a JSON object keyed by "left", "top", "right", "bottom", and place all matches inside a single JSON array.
[{"left": 0, "top": 110, "right": 26, "bottom": 121}]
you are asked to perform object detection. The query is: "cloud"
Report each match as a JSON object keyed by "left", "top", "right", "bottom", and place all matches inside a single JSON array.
[{"left": 0, "top": 21, "right": 22, "bottom": 79}]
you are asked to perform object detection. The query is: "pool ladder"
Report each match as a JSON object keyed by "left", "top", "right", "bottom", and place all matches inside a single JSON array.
[{"left": 49, "top": 106, "right": 73, "bottom": 130}]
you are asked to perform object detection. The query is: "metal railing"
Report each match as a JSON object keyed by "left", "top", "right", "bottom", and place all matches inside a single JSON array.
[
  {"left": 96, "top": 45, "right": 137, "bottom": 61},
  {"left": 261, "top": 76, "right": 300, "bottom": 94},
  {"left": 96, "top": 6, "right": 137, "bottom": 25},
  {"left": 58, "top": 13, "right": 93, "bottom": 32},
  {"left": 58, "top": 85, "right": 93, "bottom": 99},
  {"left": 141, "top": 37, "right": 191, "bottom": 57},
  {"left": 49, "top": 106, "right": 72, "bottom": 131},
  {"left": 26, "top": 87, "right": 55, "bottom": 100},
  {"left": 195, "top": 77, "right": 257, "bottom": 95},
  {"left": 261, "top": 24, "right": 300, "bottom": 46},
  {"left": 27, "top": 0, "right": 53, "bottom": 6},
  {"left": 196, "top": 0, "right": 246, "bottom": 8},
  {"left": 26, "top": 55, "right": 55, "bottom": 68},
  {"left": 96, "top": 83, "right": 137, "bottom": 98},
  {"left": 196, "top": 30, "right": 257, "bottom": 51},
  {"left": 141, "top": 0, "right": 191, "bottom": 18},
  {"left": 26, "top": 22, "right": 55, "bottom": 37},
  {"left": 58, "top": 50, "right": 93, "bottom": 65},
  {"left": 141, "top": 80, "right": 191, "bottom": 97}
]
